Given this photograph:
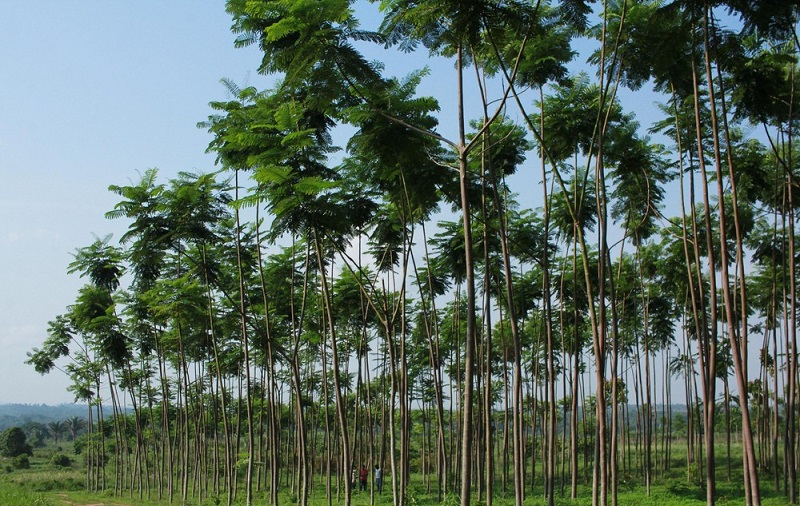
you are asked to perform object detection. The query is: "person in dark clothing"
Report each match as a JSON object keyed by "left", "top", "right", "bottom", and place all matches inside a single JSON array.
[{"left": 359, "top": 467, "right": 368, "bottom": 491}]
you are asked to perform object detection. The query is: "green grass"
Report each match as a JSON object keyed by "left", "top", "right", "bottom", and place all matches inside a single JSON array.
[
  {"left": 0, "top": 441, "right": 795, "bottom": 506},
  {"left": 0, "top": 475, "right": 791, "bottom": 506},
  {"left": 0, "top": 481, "right": 54, "bottom": 506},
  {"left": 2, "top": 457, "right": 84, "bottom": 492}
]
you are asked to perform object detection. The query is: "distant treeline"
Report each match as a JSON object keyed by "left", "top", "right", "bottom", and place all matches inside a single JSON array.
[
  {"left": 0, "top": 404, "right": 89, "bottom": 432},
  {"left": 0, "top": 402, "right": 696, "bottom": 434}
]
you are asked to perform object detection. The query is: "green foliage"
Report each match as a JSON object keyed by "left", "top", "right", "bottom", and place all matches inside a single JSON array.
[
  {"left": 72, "top": 434, "right": 85, "bottom": 455},
  {"left": 23, "top": 2, "right": 800, "bottom": 506},
  {"left": 21, "top": 422, "right": 48, "bottom": 449},
  {"left": 10, "top": 455, "right": 29, "bottom": 470},
  {"left": 49, "top": 454, "right": 71, "bottom": 468},
  {"left": 0, "top": 448, "right": 789, "bottom": 505},
  {"left": 0, "top": 428, "right": 32, "bottom": 458},
  {"left": 0, "top": 481, "right": 53, "bottom": 506}
]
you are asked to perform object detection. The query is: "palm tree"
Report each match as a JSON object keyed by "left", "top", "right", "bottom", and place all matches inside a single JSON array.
[
  {"left": 47, "top": 421, "right": 67, "bottom": 446},
  {"left": 66, "top": 416, "right": 86, "bottom": 441}
]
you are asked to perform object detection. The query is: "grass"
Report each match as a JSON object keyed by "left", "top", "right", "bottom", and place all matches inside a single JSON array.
[
  {"left": 0, "top": 482, "right": 53, "bottom": 506},
  {"left": 0, "top": 442, "right": 795, "bottom": 506}
]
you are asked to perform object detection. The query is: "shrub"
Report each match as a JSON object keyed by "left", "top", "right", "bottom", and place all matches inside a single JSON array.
[
  {"left": 12, "top": 454, "right": 30, "bottom": 469},
  {"left": 0, "top": 427, "right": 33, "bottom": 458},
  {"left": 73, "top": 434, "right": 85, "bottom": 455},
  {"left": 50, "top": 454, "right": 72, "bottom": 468}
]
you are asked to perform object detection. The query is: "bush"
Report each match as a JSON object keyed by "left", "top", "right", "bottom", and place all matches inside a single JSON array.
[
  {"left": 50, "top": 454, "right": 72, "bottom": 468},
  {"left": 0, "top": 427, "right": 33, "bottom": 458},
  {"left": 12, "top": 454, "right": 30, "bottom": 469},
  {"left": 73, "top": 434, "right": 85, "bottom": 455}
]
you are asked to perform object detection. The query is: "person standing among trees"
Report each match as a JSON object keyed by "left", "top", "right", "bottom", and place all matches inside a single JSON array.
[
  {"left": 375, "top": 465, "right": 382, "bottom": 494},
  {"left": 359, "top": 466, "right": 368, "bottom": 491}
]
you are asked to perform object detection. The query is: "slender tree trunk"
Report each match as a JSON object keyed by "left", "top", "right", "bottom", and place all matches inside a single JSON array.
[
  {"left": 455, "top": 43, "right": 479, "bottom": 506},
  {"left": 233, "top": 174, "right": 256, "bottom": 506},
  {"left": 417, "top": 222, "right": 448, "bottom": 501},
  {"left": 705, "top": 11, "right": 760, "bottom": 504},
  {"left": 254, "top": 209, "right": 281, "bottom": 506}
]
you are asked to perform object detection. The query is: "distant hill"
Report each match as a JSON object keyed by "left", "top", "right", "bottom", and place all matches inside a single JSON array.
[
  {"left": 0, "top": 403, "right": 692, "bottom": 433},
  {"left": 0, "top": 403, "right": 89, "bottom": 431}
]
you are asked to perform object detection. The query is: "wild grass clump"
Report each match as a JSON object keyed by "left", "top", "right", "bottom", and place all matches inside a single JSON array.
[
  {"left": 5, "top": 467, "right": 83, "bottom": 491},
  {"left": 0, "top": 481, "right": 52, "bottom": 506}
]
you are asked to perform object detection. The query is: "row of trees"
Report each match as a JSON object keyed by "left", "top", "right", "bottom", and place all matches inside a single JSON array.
[
  {"left": 11, "top": 418, "right": 88, "bottom": 448},
  {"left": 27, "top": 1, "right": 800, "bottom": 506},
  {"left": 1, "top": 419, "right": 86, "bottom": 457}
]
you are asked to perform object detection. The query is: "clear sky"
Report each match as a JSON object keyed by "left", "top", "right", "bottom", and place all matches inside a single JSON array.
[
  {"left": 0, "top": 2, "right": 655, "bottom": 406},
  {"left": 0, "top": 2, "right": 269, "bottom": 404},
  {"left": 0, "top": 2, "right": 689, "bottom": 407},
  {"left": 0, "top": 1, "right": 435, "bottom": 406}
]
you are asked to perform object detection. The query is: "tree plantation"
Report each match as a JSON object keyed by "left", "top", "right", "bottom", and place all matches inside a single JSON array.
[{"left": 23, "top": 1, "right": 800, "bottom": 506}]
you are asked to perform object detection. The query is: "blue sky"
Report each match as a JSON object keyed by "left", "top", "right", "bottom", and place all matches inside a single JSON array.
[
  {"left": 0, "top": 1, "right": 444, "bottom": 405},
  {"left": 0, "top": 2, "right": 269, "bottom": 404},
  {"left": 0, "top": 2, "right": 683, "bottom": 406}
]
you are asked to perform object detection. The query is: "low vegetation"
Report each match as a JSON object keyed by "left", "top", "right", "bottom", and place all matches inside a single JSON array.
[
  {"left": 0, "top": 419, "right": 796, "bottom": 506},
  {"left": 0, "top": 439, "right": 792, "bottom": 506}
]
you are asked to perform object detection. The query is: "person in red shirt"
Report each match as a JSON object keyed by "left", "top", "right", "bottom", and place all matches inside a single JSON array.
[{"left": 359, "top": 466, "right": 368, "bottom": 491}]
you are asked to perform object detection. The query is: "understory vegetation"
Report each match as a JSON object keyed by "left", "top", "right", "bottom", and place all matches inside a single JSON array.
[
  {"left": 23, "top": 1, "right": 800, "bottom": 506},
  {"left": 0, "top": 438, "right": 793, "bottom": 506}
]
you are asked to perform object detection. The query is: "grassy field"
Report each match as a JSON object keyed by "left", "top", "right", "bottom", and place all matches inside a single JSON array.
[
  {"left": 1, "top": 443, "right": 795, "bottom": 506},
  {"left": 0, "top": 476, "right": 795, "bottom": 506}
]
